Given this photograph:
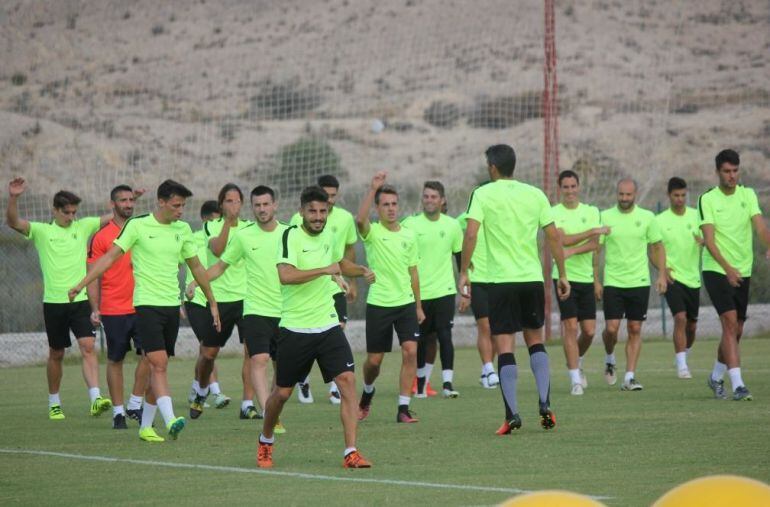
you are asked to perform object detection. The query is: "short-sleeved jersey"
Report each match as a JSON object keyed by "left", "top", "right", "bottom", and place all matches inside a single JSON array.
[
  {"left": 551, "top": 203, "right": 601, "bottom": 283},
  {"left": 277, "top": 225, "right": 341, "bottom": 329},
  {"left": 457, "top": 212, "right": 489, "bottom": 283},
  {"left": 221, "top": 221, "right": 288, "bottom": 318},
  {"left": 27, "top": 216, "right": 101, "bottom": 303},
  {"left": 202, "top": 218, "right": 250, "bottom": 303},
  {"left": 656, "top": 207, "right": 702, "bottom": 289},
  {"left": 361, "top": 222, "right": 419, "bottom": 307},
  {"left": 291, "top": 206, "right": 357, "bottom": 296},
  {"left": 600, "top": 205, "right": 662, "bottom": 288},
  {"left": 466, "top": 179, "right": 554, "bottom": 283},
  {"left": 401, "top": 213, "right": 462, "bottom": 300},
  {"left": 88, "top": 220, "right": 135, "bottom": 315},
  {"left": 183, "top": 230, "right": 209, "bottom": 306},
  {"left": 698, "top": 185, "right": 762, "bottom": 277},
  {"left": 114, "top": 213, "right": 197, "bottom": 307}
]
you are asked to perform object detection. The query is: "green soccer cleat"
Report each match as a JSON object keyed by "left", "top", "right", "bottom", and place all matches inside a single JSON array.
[
  {"left": 139, "top": 427, "right": 165, "bottom": 443},
  {"left": 214, "top": 393, "right": 231, "bottom": 409},
  {"left": 190, "top": 394, "right": 207, "bottom": 419},
  {"left": 90, "top": 396, "right": 113, "bottom": 417},
  {"left": 273, "top": 420, "right": 286, "bottom": 434},
  {"left": 49, "top": 404, "right": 65, "bottom": 420},
  {"left": 167, "top": 416, "right": 186, "bottom": 440}
]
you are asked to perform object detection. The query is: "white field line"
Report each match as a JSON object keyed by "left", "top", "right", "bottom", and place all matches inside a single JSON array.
[{"left": 0, "top": 448, "right": 612, "bottom": 500}]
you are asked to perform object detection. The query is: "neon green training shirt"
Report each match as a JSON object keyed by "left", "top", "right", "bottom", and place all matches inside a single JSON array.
[
  {"left": 457, "top": 211, "right": 489, "bottom": 283},
  {"left": 655, "top": 207, "right": 702, "bottom": 289},
  {"left": 277, "top": 224, "right": 342, "bottom": 329},
  {"left": 401, "top": 212, "right": 462, "bottom": 300},
  {"left": 221, "top": 221, "right": 288, "bottom": 318},
  {"left": 362, "top": 222, "right": 419, "bottom": 307},
  {"left": 114, "top": 213, "right": 198, "bottom": 307},
  {"left": 600, "top": 205, "right": 662, "bottom": 288},
  {"left": 291, "top": 206, "right": 357, "bottom": 296},
  {"left": 27, "top": 216, "right": 101, "bottom": 303},
  {"left": 551, "top": 203, "right": 601, "bottom": 283},
  {"left": 698, "top": 185, "right": 762, "bottom": 277},
  {"left": 466, "top": 179, "right": 554, "bottom": 283}
]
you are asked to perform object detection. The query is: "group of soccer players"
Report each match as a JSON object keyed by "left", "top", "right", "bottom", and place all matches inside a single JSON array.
[{"left": 6, "top": 144, "right": 769, "bottom": 469}]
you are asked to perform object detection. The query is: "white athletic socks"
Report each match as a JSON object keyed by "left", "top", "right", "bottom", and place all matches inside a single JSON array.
[
  {"left": 568, "top": 368, "right": 581, "bottom": 385},
  {"left": 482, "top": 362, "right": 495, "bottom": 375},
  {"left": 241, "top": 400, "right": 254, "bottom": 411},
  {"left": 398, "top": 395, "right": 411, "bottom": 407},
  {"left": 88, "top": 387, "right": 101, "bottom": 403},
  {"left": 113, "top": 405, "right": 125, "bottom": 417},
  {"left": 423, "top": 363, "right": 434, "bottom": 381},
  {"left": 156, "top": 396, "right": 175, "bottom": 426},
  {"left": 209, "top": 382, "right": 222, "bottom": 395},
  {"left": 605, "top": 353, "right": 616, "bottom": 365},
  {"left": 728, "top": 368, "right": 745, "bottom": 390},
  {"left": 259, "top": 433, "right": 274, "bottom": 444},
  {"left": 195, "top": 383, "right": 210, "bottom": 397},
  {"left": 442, "top": 369, "right": 453, "bottom": 383},
  {"left": 48, "top": 393, "right": 61, "bottom": 407},
  {"left": 127, "top": 394, "right": 143, "bottom": 410},
  {"left": 141, "top": 402, "right": 157, "bottom": 429},
  {"left": 344, "top": 447, "right": 357, "bottom": 457},
  {"left": 624, "top": 371, "right": 635, "bottom": 383},
  {"left": 363, "top": 383, "right": 375, "bottom": 394},
  {"left": 675, "top": 352, "right": 688, "bottom": 370},
  {"left": 711, "top": 361, "right": 727, "bottom": 381}
]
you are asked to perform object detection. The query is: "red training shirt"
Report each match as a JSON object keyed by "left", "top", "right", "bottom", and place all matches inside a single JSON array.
[{"left": 87, "top": 220, "right": 135, "bottom": 315}]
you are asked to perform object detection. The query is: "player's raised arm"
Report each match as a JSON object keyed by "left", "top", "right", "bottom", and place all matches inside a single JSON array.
[
  {"left": 6, "top": 177, "right": 30, "bottom": 236},
  {"left": 356, "top": 171, "right": 387, "bottom": 237}
]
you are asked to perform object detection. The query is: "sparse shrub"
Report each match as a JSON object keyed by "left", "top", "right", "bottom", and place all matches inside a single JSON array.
[
  {"left": 250, "top": 81, "right": 322, "bottom": 120},
  {"left": 11, "top": 73, "right": 27, "bottom": 86},
  {"left": 468, "top": 91, "right": 542, "bottom": 129},
  {"left": 423, "top": 101, "right": 460, "bottom": 128},
  {"left": 267, "top": 137, "right": 347, "bottom": 197}
]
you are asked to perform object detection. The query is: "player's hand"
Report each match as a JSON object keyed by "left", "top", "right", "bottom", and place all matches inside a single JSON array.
[
  {"left": 693, "top": 233, "right": 704, "bottom": 246},
  {"left": 185, "top": 282, "right": 197, "bottom": 301},
  {"left": 665, "top": 268, "right": 675, "bottom": 285},
  {"left": 222, "top": 199, "right": 241, "bottom": 223},
  {"left": 346, "top": 278, "right": 358, "bottom": 302},
  {"left": 68, "top": 286, "right": 81, "bottom": 302},
  {"left": 326, "top": 263, "right": 342, "bottom": 276},
  {"left": 458, "top": 272, "right": 471, "bottom": 301},
  {"left": 725, "top": 266, "right": 743, "bottom": 288},
  {"left": 458, "top": 295, "right": 470, "bottom": 313},
  {"left": 416, "top": 305, "right": 426, "bottom": 324},
  {"left": 370, "top": 171, "right": 387, "bottom": 191},
  {"left": 593, "top": 226, "right": 611, "bottom": 236},
  {"left": 133, "top": 187, "right": 147, "bottom": 200},
  {"left": 563, "top": 247, "right": 574, "bottom": 259},
  {"left": 8, "top": 177, "right": 26, "bottom": 197},
  {"left": 90, "top": 310, "right": 101, "bottom": 327},
  {"left": 333, "top": 275, "right": 349, "bottom": 294},
  {"left": 594, "top": 281, "right": 603, "bottom": 301},
  {"left": 362, "top": 266, "right": 376, "bottom": 285},
  {"left": 210, "top": 304, "right": 221, "bottom": 332},
  {"left": 655, "top": 275, "right": 668, "bottom": 295},
  {"left": 557, "top": 278, "right": 571, "bottom": 301}
]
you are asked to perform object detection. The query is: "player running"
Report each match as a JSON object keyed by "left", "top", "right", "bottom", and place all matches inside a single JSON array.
[
  {"left": 656, "top": 177, "right": 702, "bottom": 379},
  {"left": 459, "top": 144, "right": 569, "bottom": 433},
  {"left": 458, "top": 206, "right": 500, "bottom": 389},
  {"left": 290, "top": 175, "right": 358, "bottom": 405},
  {"left": 87, "top": 184, "right": 151, "bottom": 428},
  {"left": 356, "top": 171, "right": 424, "bottom": 424},
  {"left": 187, "top": 183, "right": 250, "bottom": 419},
  {"left": 597, "top": 178, "right": 667, "bottom": 391},
  {"left": 257, "top": 186, "right": 373, "bottom": 469},
  {"left": 70, "top": 179, "right": 220, "bottom": 442},
  {"left": 700, "top": 149, "right": 770, "bottom": 401},
  {"left": 551, "top": 170, "right": 606, "bottom": 395},
  {"left": 6, "top": 178, "right": 117, "bottom": 420},
  {"left": 402, "top": 181, "right": 463, "bottom": 398}
]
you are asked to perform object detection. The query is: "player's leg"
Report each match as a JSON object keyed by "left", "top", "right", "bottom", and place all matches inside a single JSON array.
[
  {"left": 102, "top": 315, "right": 134, "bottom": 427},
  {"left": 185, "top": 301, "right": 212, "bottom": 403},
  {"left": 191, "top": 344, "right": 221, "bottom": 418},
  {"left": 665, "top": 282, "right": 691, "bottom": 378},
  {"left": 520, "top": 282, "right": 553, "bottom": 429},
  {"left": 327, "top": 293, "right": 349, "bottom": 405},
  {"left": 622, "top": 320, "right": 644, "bottom": 391},
  {"left": 70, "top": 301, "right": 110, "bottom": 414},
  {"left": 727, "top": 278, "right": 752, "bottom": 400},
  {"left": 472, "top": 283, "right": 497, "bottom": 387},
  {"left": 394, "top": 303, "right": 420, "bottom": 421},
  {"left": 47, "top": 347, "right": 66, "bottom": 419},
  {"left": 703, "top": 272, "right": 733, "bottom": 399},
  {"left": 127, "top": 354, "right": 150, "bottom": 422},
  {"left": 575, "top": 282, "right": 596, "bottom": 388},
  {"left": 43, "top": 303, "right": 70, "bottom": 418},
  {"left": 434, "top": 295, "right": 457, "bottom": 398},
  {"left": 247, "top": 349, "right": 271, "bottom": 419},
  {"left": 358, "top": 304, "right": 391, "bottom": 419},
  {"left": 601, "top": 286, "right": 624, "bottom": 385},
  {"left": 555, "top": 279, "right": 581, "bottom": 393},
  {"left": 415, "top": 333, "right": 437, "bottom": 396},
  {"left": 488, "top": 283, "right": 522, "bottom": 433}
]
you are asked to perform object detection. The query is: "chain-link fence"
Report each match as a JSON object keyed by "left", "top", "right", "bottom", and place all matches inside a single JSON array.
[{"left": 1, "top": 0, "right": 769, "bottom": 364}]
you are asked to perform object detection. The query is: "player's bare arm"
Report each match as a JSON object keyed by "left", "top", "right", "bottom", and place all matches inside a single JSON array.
[
  {"left": 6, "top": 177, "right": 31, "bottom": 236},
  {"left": 701, "top": 223, "right": 742, "bottom": 287},
  {"left": 185, "top": 255, "right": 221, "bottom": 332},
  {"left": 545, "top": 223, "right": 570, "bottom": 301},
  {"left": 356, "top": 171, "right": 387, "bottom": 237}
]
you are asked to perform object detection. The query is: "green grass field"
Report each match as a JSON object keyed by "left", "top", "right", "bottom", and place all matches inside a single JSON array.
[{"left": 1, "top": 337, "right": 769, "bottom": 506}]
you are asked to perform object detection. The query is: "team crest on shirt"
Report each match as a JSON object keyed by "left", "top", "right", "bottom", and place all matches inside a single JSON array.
[
  {"left": 332, "top": 226, "right": 338, "bottom": 232},
  {"left": 324, "top": 244, "right": 330, "bottom": 253},
  {"left": 72, "top": 233, "right": 77, "bottom": 239},
  {"left": 401, "top": 241, "right": 407, "bottom": 249},
  {"left": 439, "top": 230, "right": 446, "bottom": 238},
  {"left": 581, "top": 217, "right": 587, "bottom": 223},
  {"left": 635, "top": 221, "right": 641, "bottom": 227},
  {"left": 741, "top": 202, "right": 746, "bottom": 208},
  {"left": 175, "top": 234, "right": 180, "bottom": 242}
]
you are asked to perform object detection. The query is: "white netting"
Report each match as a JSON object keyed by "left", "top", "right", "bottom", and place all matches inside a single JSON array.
[{"left": 0, "top": 0, "right": 768, "bottom": 361}]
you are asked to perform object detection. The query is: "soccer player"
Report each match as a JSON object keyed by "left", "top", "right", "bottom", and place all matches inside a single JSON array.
[
  {"left": 402, "top": 181, "right": 463, "bottom": 398},
  {"left": 458, "top": 144, "right": 568, "bottom": 433},
  {"left": 656, "top": 177, "right": 702, "bottom": 379},
  {"left": 290, "top": 175, "right": 358, "bottom": 405},
  {"left": 700, "top": 149, "right": 770, "bottom": 401},
  {"left": 190, "top": 185, "right": 287, "bottom": 424},
  {"left": 87, "top": 184, "right": 151, "bottom": 428},
  {"left": 70, "top": 179, "right": 220, "bottom": 443},
  {"left": 187, "top": 184, "right": 251, "bottom": 419},
  {"left": 257, "top": 186, "right": 373, "bottom": 469},
  {"left": 551, "top": 170, "right": 607, "bottom": 395},
  {"left": 597, "top": 178, "right": 667, "bottom": 391},
  {"left": 356, "top": 172, "right": 423, "bottom": 424},
  {"left": 6, "top": 177, "right": 115, "bottom": 420},
  {"left": 458, "top": 207, "right": 500, "bottom": 389}
]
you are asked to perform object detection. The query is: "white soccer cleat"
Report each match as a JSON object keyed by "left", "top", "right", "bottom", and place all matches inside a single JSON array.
[
  {"left": 677, "top": 367, "right": 692, "bottom": 380},
  {"left": 486, "top": 372, "right": 500, "bottom": 388},
  {"left": 621, "top": 378, "right": 644, "bottom": 391},
  {"left": 329, "top": 390, "right": 341, "bottom": 405},
  {"left": 579, "top": 369, "right": 588, "bottom": 388},
  {"left": 297, "top": 382, "right": 314, "bottom": 404},
  {"left": 570, "top": 383, "right": 584, "bottom": 396},
  {"left": 479, "top": 374, "right": 489, "bottom": 388}
]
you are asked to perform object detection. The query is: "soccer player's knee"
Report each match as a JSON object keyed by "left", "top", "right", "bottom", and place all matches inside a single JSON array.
[
  {"left": 202, "top": 347, "right": 219, "bottom": 361},
  {"left": 251, "top": 354, "right": 269, "bottom": 368},
  {"left": 627, "top": 322, "right": 642, "bottom": 335},
  {"left": 563, "top": 319, "right": 578, "bottom": 333},
  {"left": 402, "top": 344, "right": 418, "bottom": 362},
  {"left": 335, "top": 371, "right": 355, "bottom": 388},
  {"left": 49, "top": 348, "right": 65, "bottom": 360},
  {"left": 274, "top": 387, "right": 292, "bottom": 402},
  {"left": 78, "top": 339, "right": 96, "bottom": 355},
  {"left": 673, "top": 313, "right": 687, "bottom": 325}
]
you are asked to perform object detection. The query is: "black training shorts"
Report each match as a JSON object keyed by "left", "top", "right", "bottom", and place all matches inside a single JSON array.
[
  {"left": 275, "top": 326, "right": 354, "bottom": 388},
  {"left": 664, "top": 281, "right": 700, "bottom": 322},
  {"left": 185, "top": 300, "right": 244, "bottom": 348},
  {"left": 240, "top": 314, "right": 280, "bottom": 359},
  {"left": 488, "top": 282, "right": 545, "bottom": 334},
  {"left": 135, "top": 305, "right": 180, "bottom": 356},
  {"left": 101, "top": 313, "right": 141, "bottom": 362},
  {"left": 419, "top": 294, "right": 455, "bottom": 336},
  {"left": 43, "top": 300, "right": 95, "bottom": 350},
  {"left": 554, "top": 281, "right": 596, "bottom": 322},
  {"left": 470, "top": 282, "right": 490, "bottom": 320},
  {"left": 703, "top": 271, "right": 750, "bottom": 322},
  {"left": 365, "top": 303, "right": 420, "bottom": 353},
  {"left": 602, "top": 286, "right": 650, "bottom": 322}
]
